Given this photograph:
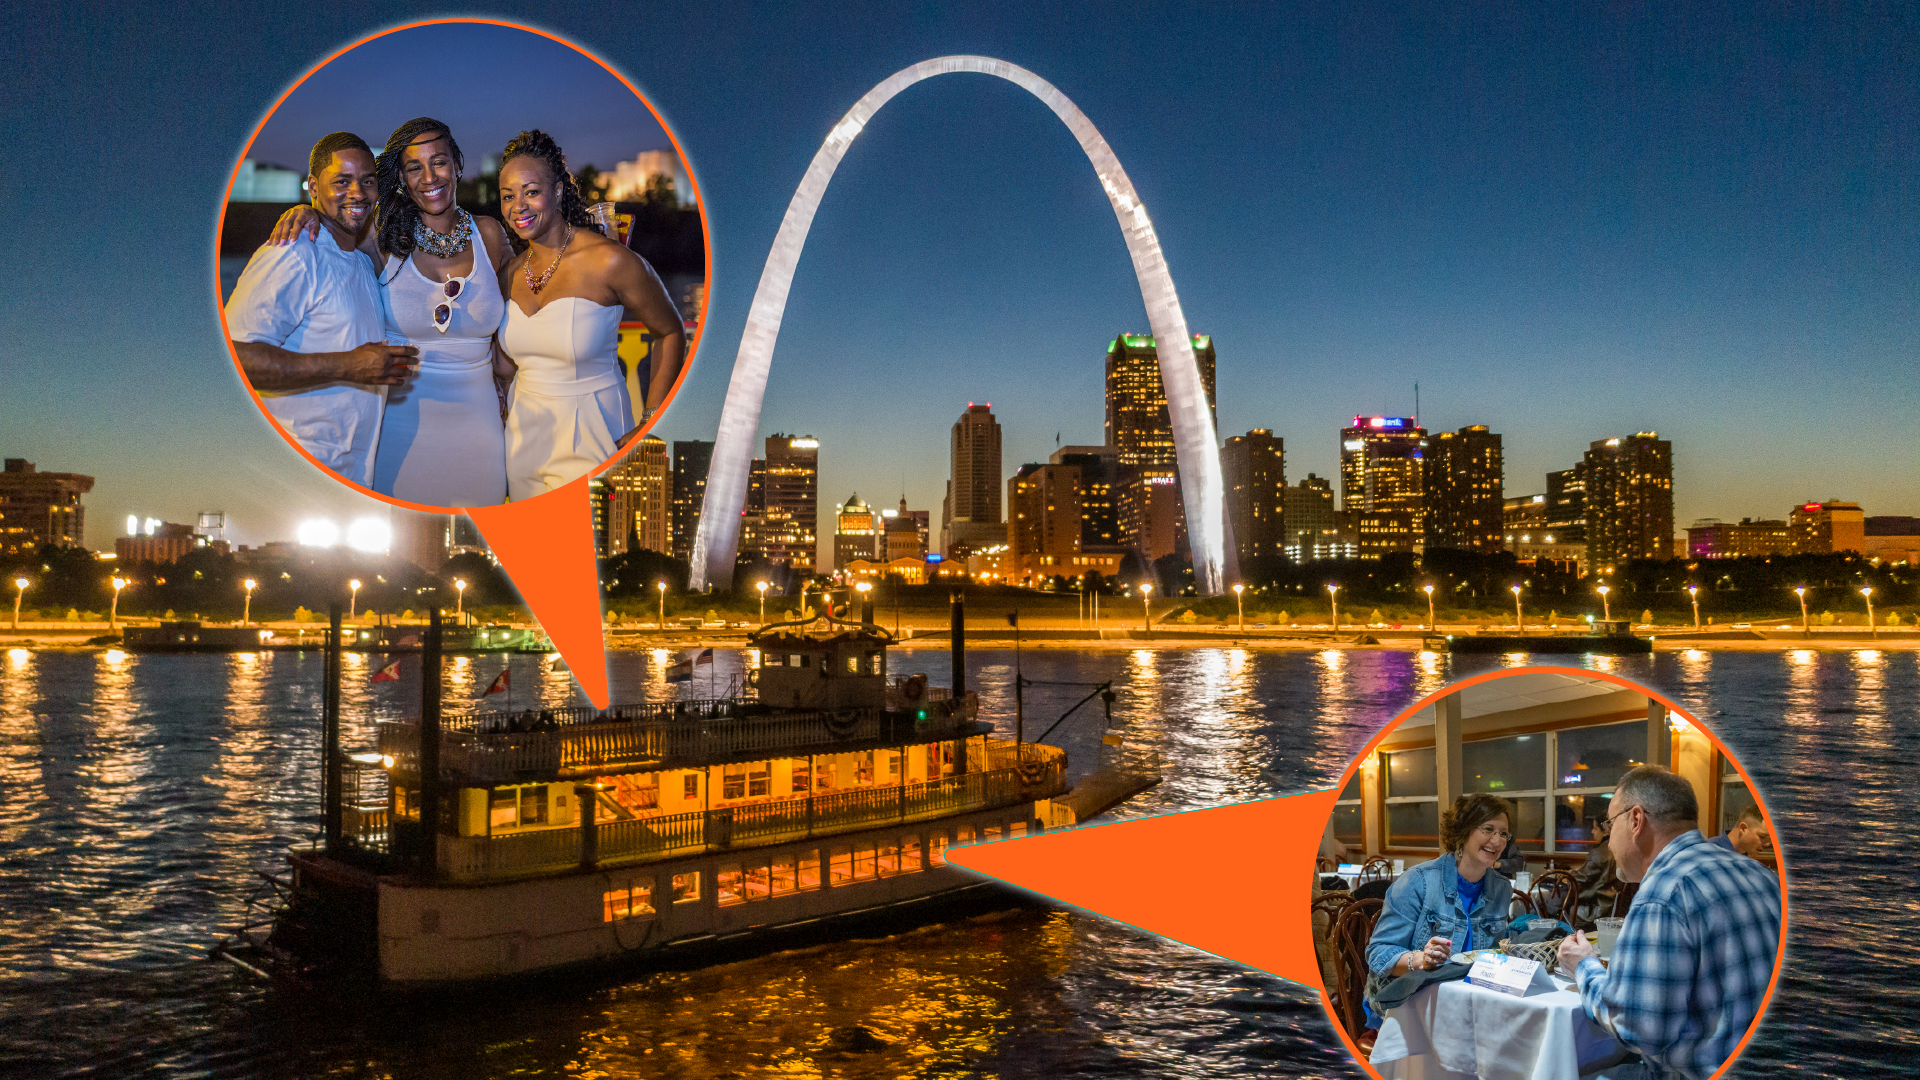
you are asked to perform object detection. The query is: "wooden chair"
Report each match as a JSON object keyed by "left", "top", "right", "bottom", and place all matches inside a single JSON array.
[
  {"left": 1610, "top": 880, "right": 1638, "bottom": 918},
  {"left": 1311, "top": 891, "right": 1356, "bottom": 1018},
  {"left": 1329, "top": 897, "right": 1384, "bottom": 1040},
  {"left": 1359, "top": 855, "right": 1393, "bottom": 884},
  {"left": 1316, "top": 855, "right": 1338, "bottom": 873},
  {"left": 1529, "top": 869, "right": 1578, "bottom": 925}
]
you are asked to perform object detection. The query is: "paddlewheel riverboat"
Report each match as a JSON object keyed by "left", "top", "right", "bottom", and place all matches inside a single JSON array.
[{"left": 219, "top": 603, "right": 1123, "bottom": 987}]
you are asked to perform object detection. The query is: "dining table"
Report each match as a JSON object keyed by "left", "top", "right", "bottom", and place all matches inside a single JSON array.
[{"left": 1368, "top": 963, "right": 1631, "bottom": 1080}]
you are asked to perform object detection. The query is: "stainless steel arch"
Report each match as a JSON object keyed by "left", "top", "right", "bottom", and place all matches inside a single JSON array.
[{"left": 691, "top": 55, "right": 1233, "bottom": 594}]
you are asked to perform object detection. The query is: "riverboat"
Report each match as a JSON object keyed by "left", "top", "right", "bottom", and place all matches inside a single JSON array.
[{"left": 220, "top": 602, "right": 1125, "bottom": 987}]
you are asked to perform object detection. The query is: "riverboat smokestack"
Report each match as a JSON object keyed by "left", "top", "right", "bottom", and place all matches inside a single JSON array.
[
  {"left": 323, "top": 603, "right": 343, "bottom": 852},
  {"left": 418, "top": 606, "right": 444, "bottom": 872},
  {"left": 950, "top": 587, "right": 965, "bottom": 696}
]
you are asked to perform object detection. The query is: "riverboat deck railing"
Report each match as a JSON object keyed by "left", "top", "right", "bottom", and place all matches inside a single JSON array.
[
  {"left": 375, "top": 690, "right": 974, "bottom": 785},
  {"left": 426, "top": 741, "right": 1064, "bottom": 883}
]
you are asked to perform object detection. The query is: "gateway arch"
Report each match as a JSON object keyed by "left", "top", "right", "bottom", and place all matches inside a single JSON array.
[{"left": 690, "top": 55, "right": 1234, "bottom": 595}]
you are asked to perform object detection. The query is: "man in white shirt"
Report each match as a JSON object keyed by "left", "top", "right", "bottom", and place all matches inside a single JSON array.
[{"left": 225, "top": 132, "right": 414, "bottom": 486}]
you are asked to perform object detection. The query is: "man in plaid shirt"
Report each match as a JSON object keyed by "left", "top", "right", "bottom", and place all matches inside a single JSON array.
[{"left": 1559, "top": 766, "right": 1782, "bottom": 1080}]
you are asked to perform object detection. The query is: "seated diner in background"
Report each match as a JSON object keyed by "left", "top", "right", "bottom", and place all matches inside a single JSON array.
[
  {"left": 1571, "top": 814, "right": 1621, "bottom": 929},
  {"left": 1557, "top": 766, "right": 1782, "bottom": 1080},
  {"left": 1709, "top": 802, "right": 1773, "bottom": 863},
  {"left": 1363, "top": 793, "right": 1516, "bottom": 1028}
]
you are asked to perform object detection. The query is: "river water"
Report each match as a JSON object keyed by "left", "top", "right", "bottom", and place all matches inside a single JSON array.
[{"left": 0, "top": 644, "right": 1913, "bottom": 1078}]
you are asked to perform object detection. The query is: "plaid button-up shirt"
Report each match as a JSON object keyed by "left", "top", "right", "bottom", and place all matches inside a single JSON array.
[{"left": 1575, "top": 830, "right": 1782, "bottom": 1080}]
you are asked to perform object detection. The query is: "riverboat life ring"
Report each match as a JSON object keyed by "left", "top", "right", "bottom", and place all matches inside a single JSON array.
[
  {"left": 1016, "top": 759, "right": 1047, "bottom": 785},
  {"left": 826, "top": 710, "right": 861, "bottom": 738},
  {"left": 902, "top": 674, "right": 927, "bottom": 702}
]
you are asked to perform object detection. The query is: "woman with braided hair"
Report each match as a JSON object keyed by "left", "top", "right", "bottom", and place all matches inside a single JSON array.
[
  {"left": 268, "top": 117, "right": 515, "bottom": 506},
  {"left": 496, "top": 129, "right": 686, "bottom": 501}
]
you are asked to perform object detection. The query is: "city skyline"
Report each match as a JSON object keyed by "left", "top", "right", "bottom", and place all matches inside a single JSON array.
[{"left": 7, "top": 3, "right": 1914, "bottom": 555}]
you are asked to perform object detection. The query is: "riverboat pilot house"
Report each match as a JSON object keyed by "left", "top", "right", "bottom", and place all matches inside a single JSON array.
[{"left": 290, "top": 622, "right": 1070, "bottom": 985}]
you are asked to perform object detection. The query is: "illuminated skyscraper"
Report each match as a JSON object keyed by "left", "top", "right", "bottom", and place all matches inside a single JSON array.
[
  {"left": 1105, "top": 333, "right": 1217, "bottom": 471},
  {"left": 1545, "top": 466, "right": 1587, "bottom": 544},
  {"left": 833, "top": 493, "right": 880, "bottom": 573},
  {"left": 1283, "top": 473, "right": 1350, "bottom": 561},
  {"left": 942, "top": 404, "right": 1004, "bottom": 556},
  {"left": 1051, "top": 445, "right": 1123, "bottom": 551},
  {"left": 671, "top": 440, "right": 714, "bottom": 564},
  {"left": 759, "top": 434, "right": 818, "bottom": 573},
  {"left": 606, "top": 436, "right": 671, "bottom": 557},
  {"left": 1221, "top": 429, "right": 1286, "bottom": 568},
  {"left": 1339, "top": 416, "right": 1426, "bottom": 556},
  {"left": 1581, "top": 433, "right": 1674, "bottom": 570},
  {"left": 1423, "top": 425, "right": 1504, "bottom": 552}
]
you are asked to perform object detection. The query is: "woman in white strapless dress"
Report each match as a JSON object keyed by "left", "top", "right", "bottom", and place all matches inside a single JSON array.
[{"left": 494, "top": 130, "right": 686, "bottom": 502}]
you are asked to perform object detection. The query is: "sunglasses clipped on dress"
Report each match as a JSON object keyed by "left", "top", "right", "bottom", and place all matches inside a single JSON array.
[{"left": 432, "top": 276, "right": 464, "bottom": 333}]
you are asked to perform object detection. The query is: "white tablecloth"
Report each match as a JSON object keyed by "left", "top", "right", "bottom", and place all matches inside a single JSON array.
[{"left": 1370, "top": 972, "right": 1630, "bottom": 1080}]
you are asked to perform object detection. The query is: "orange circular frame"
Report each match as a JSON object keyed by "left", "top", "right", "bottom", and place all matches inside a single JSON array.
[
  {"left": 1315, "top": 665, "right": 1788, "bottom": 1080},
  {"left": 214, "top": 18, "right": 711, "bottom": 514}
]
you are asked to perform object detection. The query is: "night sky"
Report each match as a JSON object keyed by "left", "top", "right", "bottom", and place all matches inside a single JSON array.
[{"left": 7, "top": 2, "right": 1915, "bottom": 551}]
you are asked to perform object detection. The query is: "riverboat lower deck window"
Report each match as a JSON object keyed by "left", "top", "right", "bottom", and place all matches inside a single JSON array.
[
  {"left": 603, "top": 879, "right": 655, "bottom": 922},
  {"left": 1332, "top": 770, "right": 1363, "bottom": 848},
  {"left": 930, "top": 833, "right": 949, "bottom": 866},
  {"left": 1465, "top": 734, "right": 1546, "bottom": 852},
  {"left": 718, "top": 860, "right": 774, "bottom": 906},
  {"left": 672, "top": 872, "right": 701, "bottom": 904},
  {"left": 1385, "top": 747, "right": 1437, "bottom": 848},
  {"left": 684, "top": 774, "right": 699, "bottom": 801}
]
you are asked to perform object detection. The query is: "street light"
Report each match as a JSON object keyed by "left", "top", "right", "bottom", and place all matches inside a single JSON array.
[
  {"left": 656, "top": 580, "right": 667, "bottom": 630},
  {"left": 1687, "top": 584, "right": 1700, "bottom": 629},
  {"left": 454, "top": 578, "right": 467, "bottom": 620},
  {"left": 1511, "top": 584, "right": 1524, "bottom": 632},
  {"left": 349, "top": 578, "right": 362, "bottom": 619},
  {"left": 1423, "top": 583, "right": 1436, "bottom": 632},
  {"left": 1139, "top": 582, "right": 1153, "bottom": 633},
  {"left": 1233, "top": 582, "right": 1245, "bottom": 630},
  {"left": 243, "top": 578, "right": 257, "bottom": 626},
  {"left": 1862, "top": 586, "right": 1876, "bottom": 638},
  {"left": 1794, "top": 586, "right": 1809, "bottom": 636},
  {"left": 11, "top": 577, "right": 28, "bottom": 631},
  {"left": 1327, "top": 583, "right": 1340, "bottom": 636},
  {"left": 756, "top": 580, "right": 769, "bottom": 624},
  {"left": 110, "top": 576, "right": 127, "bottom": 631},
  {"left": 1596, "top": 583, "right": 1611, "bottom": 624}
]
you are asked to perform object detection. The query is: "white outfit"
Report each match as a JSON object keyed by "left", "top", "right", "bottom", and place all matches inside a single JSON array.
[
  {"left": 372, "top": 227, "right": 508, "bottom": 507},
  {"left": 225, "top": 230, "right": 386, "bottom": 485},
  {"left": 502, "top": 297, "right": 632, "bottom": 501}
]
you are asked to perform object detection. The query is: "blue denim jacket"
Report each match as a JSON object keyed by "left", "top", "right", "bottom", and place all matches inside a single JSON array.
[{"left": 1364, "top": 853, "right": 1512, "bottom": 977}]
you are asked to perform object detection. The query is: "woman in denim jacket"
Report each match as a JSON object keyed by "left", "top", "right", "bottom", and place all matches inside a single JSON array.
[{"left": 1362, "top": 793, "right": 1516, "bottom": 1025}]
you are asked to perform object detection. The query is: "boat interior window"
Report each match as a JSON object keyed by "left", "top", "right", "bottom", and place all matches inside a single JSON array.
[
  {"left": 771, "top": 855, "right": 798, "bottom": 895},
  {"left": 748, "top": 765, "right": 771, "bottom": 797},
  {"left": 490, "top": 789, "right": 517, "bottom": 829},
  {"left": 956, "top": 825, "right": 975, "bottom": 845},
  {"left": 846, "top": 655, "right": 859, "bottom": 674},
  {"left": 983, "top": 825, "right": 1002, "bottom": 842},
  {"left": 603, "top": 880, "right": 654, "bottom": 921},
  {"left": 791, "top": 760, "right": 812, "bottom": 794},
  {"left": 723, "top": 768, "right": 747, "bottom": 801},
  {"left": 683, "top": 774, "right": 699, "bottom": 800},
  {"left": 930, "top": 832, "right": 948, "bottom": 866},
  {"left": 798, "top": 850, "right": 822, "bottom": 890},
  {"left": 877, "top": 841, "right": 900, "bottom": 875},
  {"left": 671, "top": 872, "right": 701, "bottom": 904},
  {"left": 519, "top": 786, "right": 547, "bottom": 826},
  {"left": 900, "top": 836, "right": 922, "bottom": 872},
  {"left": 1007, "top": 821, "right": 1028, "bottom": 838},
  {"left": 852, "top": 843, "right": 877, "bottom": 880},
  {"left": 829, "top": 845, "right": 852, "bottom": 885}
]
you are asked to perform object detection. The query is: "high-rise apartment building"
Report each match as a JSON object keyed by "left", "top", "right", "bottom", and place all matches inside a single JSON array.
[
  {"left": 942, "top": 404, "right": 1004, "bottom": 556},
  {"left": 670, "top": 440, "right": 714, "bottom": 564},
  {"left": 1221, "top": 429, "right": 1286, "bottom": 568},
  {"left": 1423, "top": 425, "right": 1504, "bottom": 552},
  {"left": 1104, "top": 333, "right": 1218, "bottom": 471},
  {"left": 759, "top": 434, "right": 818, "bottom": 573},
  {"left": 1283, "top": 473, "right": 1351, "bottom": 561},
  {"left": 1339, "top": 417, "right": 1426, "bottom": 556},
  {"left": 605, "top": 435, "right": 671, "bottom": 557},
  {"left": 0, "top": 459, "right": 93, "bottom": 555},
  {"left": 1545, "top": 466, "right": 1588, "bottom": 544},
  {"left": 1789, "top": 500, "right": 1864, "bottom": 555},
  {"left": 1050, "top": 446, "right": 1122, "bottom": 551},
  {"left": 833, "top": 493, "right": 880, "bottom": 573},
  {"left": 1581, "top": 433, "right": 1674, "bottom": 571}
]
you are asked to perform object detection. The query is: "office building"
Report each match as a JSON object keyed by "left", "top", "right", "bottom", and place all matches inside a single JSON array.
[
  {"left": 1865, "top": 517, "right": 1920, "bottom": 566},
  {"left": 1505, "top": 494, "right": 1548, "bottom": 535},
  {"left": 1545, "top": 466, "right": 1587, "bottom": 544},
  {"left": 882, "top": 498, "right": 929, "bottom": 562},
  {"left": 670, "top": 440, "right": 714, "bottom": 564},
  {"left": 1221, "top": 429, "right": 1286, "bottom": 568},
  {"left": 1339, "top": 417, "right": 1426, "bottom": 556},
  {"left": 1283, "top": 473, "right": 1352, "bottom": 561},
  {"left": 1686, "top": 518, "right": 1791, "bottom": 559},
  {"left": 1581, "top": 433, "right": 1674, "bottom": 571},
  {"left": 1051, "top": 446, "right": 1123, "bottom": 552},
  {"left": 941, "top": 404, "right": 1004, "bottom": 556},
  {"left": 758, "top": 435, "right": 818, "bottom": 573},
  {"left": 1789, "top": 500, "right": 1865, "bottom": 555},
  {"left": 0, "top": 458, "right": 93, "bottom": 555},
  {"left": 1104, "top": 333, "right": 1217, "bottom": 471},
  {"left": 605, "top": 436, "right": 670, "bottom": 557},
  {"left": 833, "top": 493, "right": 881, "bottom": 573},
  {"left": 1423, "top": 425, "right": 1503, "bottom": 552}
]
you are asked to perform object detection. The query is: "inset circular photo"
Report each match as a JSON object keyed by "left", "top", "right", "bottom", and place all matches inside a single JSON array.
[
  {"left": 1313, "top": 667, "right": 1785, "bottom": 1080},
  {"left": 217, "top": 20, "right": 707, "bottom": 511}
]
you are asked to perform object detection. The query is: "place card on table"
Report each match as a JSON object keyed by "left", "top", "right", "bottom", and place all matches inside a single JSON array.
[{"left": 1464, "top": 952, "right": 1558, "bottom": 997}]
